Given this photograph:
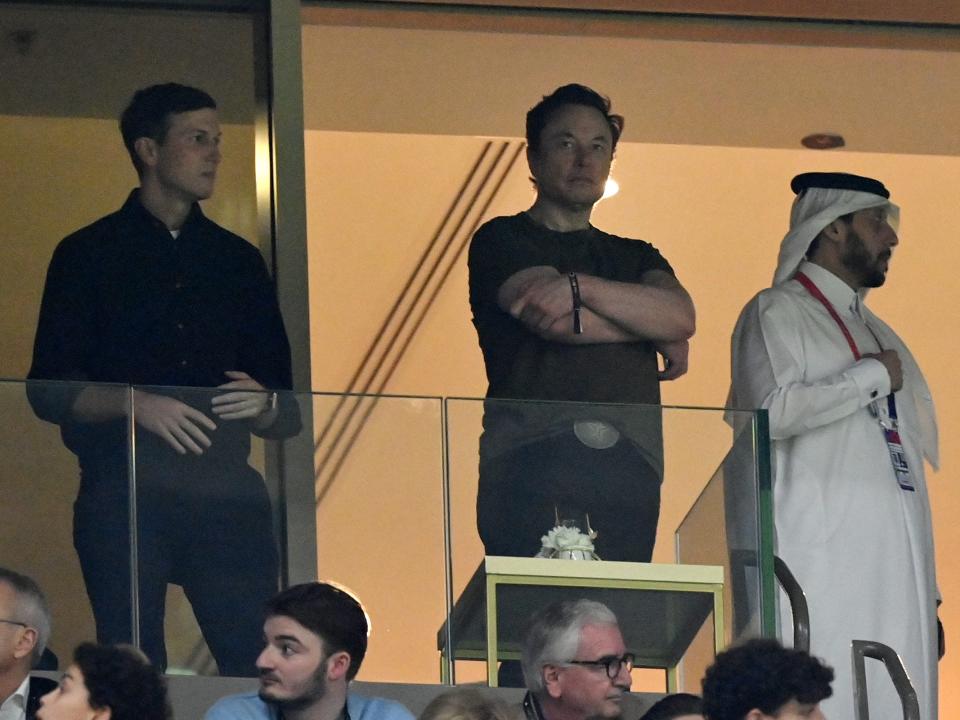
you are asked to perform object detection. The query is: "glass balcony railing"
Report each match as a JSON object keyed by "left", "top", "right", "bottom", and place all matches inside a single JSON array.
[
  {"left": 1, "top": 378, "right": 129, "bottom": 674},
  {"left": 3, "top": 379, "right": 772, "bottom": 689},
  {"left": 442, "top": 397, "right": 772, "bottom": 691}
]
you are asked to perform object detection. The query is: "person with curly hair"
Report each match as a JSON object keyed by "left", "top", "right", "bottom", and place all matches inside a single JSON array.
[
  {"left": 36, "top": 643, "right": 170, "bottom": 720},
  {"left": 701, "top": 639, "right": 833, "bottom": 720}
]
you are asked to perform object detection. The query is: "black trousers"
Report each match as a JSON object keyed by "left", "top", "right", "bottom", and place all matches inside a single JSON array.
[
  {"left": 72, "top": 451, "right": 278, "bottom": 676},
  {"left": 477, "top": 429, "right": 661, "bottom": 562}
]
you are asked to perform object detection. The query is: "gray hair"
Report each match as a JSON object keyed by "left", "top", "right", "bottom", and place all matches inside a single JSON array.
[
  {"left": 0, "top": 568, "right": 52, "bottom": 666},
  {"left": 521, "top": 599, "right": 618, "bottom": 692}
]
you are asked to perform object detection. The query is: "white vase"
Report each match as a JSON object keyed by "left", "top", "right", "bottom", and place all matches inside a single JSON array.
[{"left": 558, "top": 549, "right": 595, "bottom": 561}]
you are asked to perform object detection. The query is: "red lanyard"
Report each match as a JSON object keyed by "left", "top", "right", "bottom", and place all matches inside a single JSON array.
[
  {"left": 794, "top": 271, "right": 862, "bottom": 360},
  {"left": 795, "top": 270, "right": 899, "bottom": 424},
  {"left": 795, "top": 270, "right": 913, "bottom": 490}
]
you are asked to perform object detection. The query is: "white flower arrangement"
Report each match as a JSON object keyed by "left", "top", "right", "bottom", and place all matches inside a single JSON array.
[{"left": 536, "top": 521, "right": 600, "bottom": 561}]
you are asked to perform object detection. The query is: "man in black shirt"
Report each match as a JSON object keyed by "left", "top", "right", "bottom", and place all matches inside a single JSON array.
[
  {"left": 468, "top": 84, "right": 695, "bottom": 562},
  {"left": 28, "top": 84, "right": 297, "bottom": 676}
]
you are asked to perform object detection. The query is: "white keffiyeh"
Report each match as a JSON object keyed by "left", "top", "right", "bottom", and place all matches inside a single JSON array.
[{"left": 772, "top": 186, "right": 899, "bottom": 286}]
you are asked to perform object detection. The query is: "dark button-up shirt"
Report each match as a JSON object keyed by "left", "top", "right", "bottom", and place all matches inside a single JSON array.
[{"left": 28, "top": 190, "right": 297, "bottom": 462}]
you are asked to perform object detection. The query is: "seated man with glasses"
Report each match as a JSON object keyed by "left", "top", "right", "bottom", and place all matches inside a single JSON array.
[
  {"left": 0, "top": 568, "right": 55, "bottom": 720},
  {"left": 520, "top": 599, "right": 633, "bottom": 720}
]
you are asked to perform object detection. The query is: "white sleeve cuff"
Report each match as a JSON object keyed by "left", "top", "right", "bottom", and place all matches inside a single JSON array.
[{"left": 849, "top": 357, "right": 892, "bottom": 405}]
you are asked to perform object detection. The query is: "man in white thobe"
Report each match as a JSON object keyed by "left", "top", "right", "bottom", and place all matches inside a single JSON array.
[{"left": 729, "top": 172, "right": 940, "bottom": 720}]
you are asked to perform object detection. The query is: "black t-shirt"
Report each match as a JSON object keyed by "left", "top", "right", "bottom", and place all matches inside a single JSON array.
[{"left": 468, "top": 212, "right": 674, "bottom": 462}]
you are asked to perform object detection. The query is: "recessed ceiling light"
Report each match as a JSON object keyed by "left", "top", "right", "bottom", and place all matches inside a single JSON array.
[
  {"left": 801, "top": 133, "right": 845, "bottom": 150},
  {"left": 601, "top": 177, "right": 619, "bottom": 201}
]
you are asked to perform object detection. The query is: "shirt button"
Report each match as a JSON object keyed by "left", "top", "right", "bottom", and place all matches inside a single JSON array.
[
  {"left": 176, "top": 322, "right": 185, "bottom": 330},
  {"left": 180, "top": 360, "right": 188, "bottom": 367}
]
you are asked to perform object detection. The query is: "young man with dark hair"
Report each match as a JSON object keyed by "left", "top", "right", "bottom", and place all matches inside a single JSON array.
[
  {"left": 28, "top": 83, "right": 298, "bottom": 676},
  {"left": 119, "top": 83, "right": 217, "bottom": 175},
  {"left": 0, "top": 568, "right": 56, "bottom": 720},
  {"left": 469, "top": 84, "right": 695, "bottom": 562},
  {"left": 701, "top": 639, "right": 832, "bottom": 720},
  {"left": 204, "top": 583, "right": 413, "bottom": 720}
]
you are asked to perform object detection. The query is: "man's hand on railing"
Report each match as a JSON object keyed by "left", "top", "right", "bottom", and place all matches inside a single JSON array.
[
  {"left": 133, "top": 390, "right": 216, "bottom": 455},
  {"left": 212, "top": 371, "right": 278, "bottom": 430}
]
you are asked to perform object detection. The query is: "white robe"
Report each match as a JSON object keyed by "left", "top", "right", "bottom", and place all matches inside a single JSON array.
[{"left": 729, "top": 261, "right": 938, "bottom": 720}]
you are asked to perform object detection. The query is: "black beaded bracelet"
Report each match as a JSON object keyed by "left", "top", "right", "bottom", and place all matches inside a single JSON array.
[{"left": 568, "top": 272, "right": 583, "bottom": 334}]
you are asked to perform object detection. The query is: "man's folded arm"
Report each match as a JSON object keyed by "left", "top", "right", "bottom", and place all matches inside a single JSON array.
[
  {"left": 497, "top": 266, "right": 695, "bottom": 344},
  {"left": 577, "top": 269, "right": 695, "bottom": 342}
]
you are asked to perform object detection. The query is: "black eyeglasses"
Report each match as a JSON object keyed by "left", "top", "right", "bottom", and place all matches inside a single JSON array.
[
  {"left": 565, "top": 653, "right": 635, "bottom": 678},
  {"left": 0, "top": 619, "right": 28, "bottom": 628}
]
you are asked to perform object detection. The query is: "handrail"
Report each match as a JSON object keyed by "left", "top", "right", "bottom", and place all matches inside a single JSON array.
[
  {"left": 851, "top": 639, "right": 920, "bottom": 720},
  {"left": 728, "top": 550, "right": 808, "bottom": 649},
  {"left": 773, "top": 556, "right": 809, "bottom": 652}
]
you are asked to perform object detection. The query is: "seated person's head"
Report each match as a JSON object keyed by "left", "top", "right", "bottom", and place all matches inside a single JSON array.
[
  {"left": 0, "top": 567, "right": 52, "bottom": 677},
  {"left": 256, "top": 582, "right": 368, "bottom": 710},
  {"left": 521, "top": 599, "right": 632, "bottom": 720},
  {"left": 37, "top": 643, "right": 170, "bottom": 720},
  {"left": 639, "top": 693, "right": 703, "bottom": 720},
  {"left": 701, "top": 639, "right": 833, "bottom": 720},
  {"left": 420, "top": 689, "right": 520, "bottom": 720}
]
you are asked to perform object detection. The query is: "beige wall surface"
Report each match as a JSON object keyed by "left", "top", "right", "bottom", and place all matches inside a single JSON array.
[
  {"left": 360, "top": 0, "right": 960, "bottom": 24},
  {"left": 305, "top": 130, "right": 960, "bottom": 704},
  {"left": 0, "top": 112, "right": 258, "bottom": 669},
  {"left": 301, "top": 21, "right": 960, "bottom": 156}
]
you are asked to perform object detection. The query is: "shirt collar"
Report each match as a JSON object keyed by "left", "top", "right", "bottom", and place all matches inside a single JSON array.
[
  {"left": 0, "top": 675, "right": 30, "bottom": 716},
  {"left": 276, "top": 695, "right": 351, "bottom": 720},
  {"left": 519, "top": 212, "right": 596, "bottom": 240},
  {"left": 796, "top": 260, "right": 861, "bottom": 319},
  {"left": 121, "top": 189, "right": 206, "bottom": 236},
  {"left": 522, "top": 692, "right": 546, "bottom": 720}
]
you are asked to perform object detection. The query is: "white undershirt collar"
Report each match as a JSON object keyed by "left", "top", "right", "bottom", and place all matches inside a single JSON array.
[
  {"left": 0, "top": 676, "right": 30, "bottom": 720},
  {"left": 796, "top": 260, "right": 860, "bottom": 319}
]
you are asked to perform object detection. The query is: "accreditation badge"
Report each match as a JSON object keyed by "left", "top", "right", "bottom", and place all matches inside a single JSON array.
[
  {"left": 878, "top": 395, "right": 914, "bottom": 492},
  {"left": 882, "top": 426, "right": 914, "bottom": 492}
]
